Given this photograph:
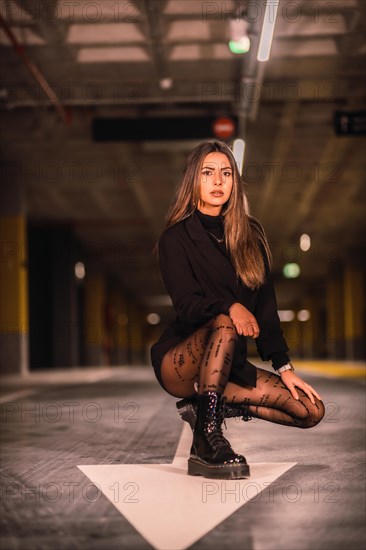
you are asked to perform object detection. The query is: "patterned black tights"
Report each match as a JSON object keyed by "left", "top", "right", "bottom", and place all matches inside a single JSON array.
[{"left": 160, "top": 314, "right": 325, "bottom": 428}]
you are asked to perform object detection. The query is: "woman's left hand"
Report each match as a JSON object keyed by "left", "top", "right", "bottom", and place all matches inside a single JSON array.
[{"left": 280, "top": 370, "right": 321, "bottom": 405}]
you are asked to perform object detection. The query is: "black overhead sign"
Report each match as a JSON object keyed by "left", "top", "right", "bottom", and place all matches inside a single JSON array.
[
  {"left": 92, "top": 117, "right": 238, "bottom": 142},
  {"left": 334, "top": 111, "right": 366, "bottom": 136}
]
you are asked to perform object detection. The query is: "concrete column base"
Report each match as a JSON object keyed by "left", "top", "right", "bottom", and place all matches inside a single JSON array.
[
  {"left": 0, "top": 332, "right": 29, "bottom": 375},
  {"left": 85, "top": 345, "right": 104, "bottom": 366},
  {"left": 345, "top": 338, "right": 365, "bottom": 360},
  {"left": 111, "top": 347, "right": 129, "bottom": 365}
]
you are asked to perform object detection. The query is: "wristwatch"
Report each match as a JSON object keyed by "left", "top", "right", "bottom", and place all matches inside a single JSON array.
[{"left": 277, "top": 362, "right": 295, "bottom": 374}]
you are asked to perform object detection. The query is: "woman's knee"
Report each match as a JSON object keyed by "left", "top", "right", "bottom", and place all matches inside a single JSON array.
[
  {"left": 298, "top": 398, "right": 325, "bottom": 429},
  {"left": 210, "top": 313, "right": 238, "bottom": 340}
]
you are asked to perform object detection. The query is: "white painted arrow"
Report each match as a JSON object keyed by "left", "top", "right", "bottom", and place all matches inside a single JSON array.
[{"left": 78, "top": 423, "right": 296, "bottom": 550}]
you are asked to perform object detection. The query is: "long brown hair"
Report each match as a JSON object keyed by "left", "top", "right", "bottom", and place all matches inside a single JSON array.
[{"left": 155, "top": 140, "right": 271, "bottom": 289}]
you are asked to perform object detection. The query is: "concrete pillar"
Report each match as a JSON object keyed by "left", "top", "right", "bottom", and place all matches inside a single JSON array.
[
  {"left": 51, "top": 229, "right": 80, "bottom": 368},
  {"left": 84, "top": 275, "right": 105, "bottom": 365},
  {"left": 0, "top": 179, "right": 29, "bottom": 375},
  {"left": 326, "top": 270, "right": 345, "bottom": 358},
  {"left": 343, "top": 265, "right": 365, "bottom": 359},
  {"left": 27, "top": 226, "right": 83, "bottom": 369}
]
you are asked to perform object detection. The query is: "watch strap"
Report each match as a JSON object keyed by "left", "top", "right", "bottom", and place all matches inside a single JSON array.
[{"left": 277, "top": 362, "right": 295, "bottom": 374}]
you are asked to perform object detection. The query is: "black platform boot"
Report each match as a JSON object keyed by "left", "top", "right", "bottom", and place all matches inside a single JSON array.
[
  {"left": 177, "top": 394, "right": 252, "bottom": 431},
  {"left": 188, "top": 391, "right": 250, "bottom": 479}
]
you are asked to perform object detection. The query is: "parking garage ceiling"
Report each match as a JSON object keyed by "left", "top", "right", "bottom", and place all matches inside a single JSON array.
[{"left": 1, "top": 0, "right": 365, "bottom": 316}]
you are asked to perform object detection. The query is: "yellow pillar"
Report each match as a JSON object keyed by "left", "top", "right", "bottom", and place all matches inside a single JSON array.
[
  {"left": 117, "top": 293, "right": 129, "bottom": 364},
  {"left": 84, "top": 275, "right": 105, "bottom": 366},
  {"left": 326, "top": 275, "right": 345, "bottom": 358},
  {"left": 302, "top": 293, "right": 326, "bottom": 359},
  {"left": 282, "top": 318, "right": 302, "bottom": 358},
  {"left": 301, "top": 304, "right": 313, "bottom": 358},
  {"left": 108, "top": 290, "right": 129, "bottom": 365},
  {"left": 0, "top": 215, "right": 29, "bottom": 375},
  {"left": 127, "top": 301, "right": 143, "bottom": 364},
  {"left": 343, "top": 266, "right": 365, "bottom": 359}
]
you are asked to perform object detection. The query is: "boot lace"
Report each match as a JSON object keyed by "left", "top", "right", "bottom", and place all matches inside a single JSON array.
[
  {"left": 225, "top": 402, "right": 252, "bottom": 422},
  {"left": 205, "top": 400, "right": 231, "bottom": 451}
]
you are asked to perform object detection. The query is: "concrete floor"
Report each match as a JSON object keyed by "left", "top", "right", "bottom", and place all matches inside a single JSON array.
[{"left": 0, "top": 361, "right": 365, "bottom": 550}]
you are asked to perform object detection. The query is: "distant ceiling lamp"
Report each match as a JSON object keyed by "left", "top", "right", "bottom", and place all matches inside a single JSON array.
[
  {"left": 300, "top": 233, "right": 311, "bottom": 251},
  {"left": 257, "top": 0, "right": 279, "bottom": 62},
  {"left": 283, "top": 263, "right": 301, "bottom": 279},
  {"left": 159, "top": 77, "right": 173, "bottom": 90},
  {"left": 146, "top": 313, "right": 160, "bottom": 325},
  {"left": 278, "top": 310, "right": 295, "bottom": 322},
  {"left": 297, "top": 309, "right": 311, "bottom": 322},
  {"left": 228, "top": 18, "right": 250, "bottom": 54},
  {"left": 74, "top": 261, "right": 85, "bottom": 279}
]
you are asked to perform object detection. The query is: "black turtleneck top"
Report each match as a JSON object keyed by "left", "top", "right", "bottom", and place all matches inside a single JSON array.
[{"left": 195, "top": 208, "right": 226, "bottom": 255}]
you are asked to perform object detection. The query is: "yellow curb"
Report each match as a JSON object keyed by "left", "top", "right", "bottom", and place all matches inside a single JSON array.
[{"left": 293, "top": 361, "right": 365, "bottom": 378}]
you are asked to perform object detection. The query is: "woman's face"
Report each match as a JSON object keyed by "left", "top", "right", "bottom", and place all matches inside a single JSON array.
[{"left": 198, "top": 152, "right": 233, "bottom": 215}]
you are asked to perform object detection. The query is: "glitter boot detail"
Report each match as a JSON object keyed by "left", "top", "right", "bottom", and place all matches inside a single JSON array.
[
  {"left": 177, "top": 395, "right": 252, "bottom": 430},
  {"left": 188, "top": 391, "right": 250, "bottom": 479}
]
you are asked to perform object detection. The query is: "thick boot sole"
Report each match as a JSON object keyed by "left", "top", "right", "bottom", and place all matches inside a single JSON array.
[{"left": 188, "top": 457, "right": 250, "bottom": 479}]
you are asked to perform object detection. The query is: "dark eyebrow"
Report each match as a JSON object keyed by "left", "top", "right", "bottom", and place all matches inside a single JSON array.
[{"left": 201, "top": 165, "right": 232, "bottom": 171}]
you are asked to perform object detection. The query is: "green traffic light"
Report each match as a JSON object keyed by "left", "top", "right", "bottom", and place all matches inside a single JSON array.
[{"left": 228, "top": 38, "right": 250, "bottom": 54}]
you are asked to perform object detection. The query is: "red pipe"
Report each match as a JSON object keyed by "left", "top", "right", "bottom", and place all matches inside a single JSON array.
[{"left": 0, "top": 13, "right": 72, "bottom": 125}]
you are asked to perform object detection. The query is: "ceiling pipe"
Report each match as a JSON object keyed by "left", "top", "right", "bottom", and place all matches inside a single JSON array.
[
  {"left": 0, "top": 13, "right": 72, "bottom": 125},
  {"left": 235, "top": 0, "right": 269, "bottom": 138},
  {"left": 143, "top": 0, "right": 171, "bottom": 90}
]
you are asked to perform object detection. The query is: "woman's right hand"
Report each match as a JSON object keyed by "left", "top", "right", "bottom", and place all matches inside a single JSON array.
[{"left": 229, "top": 303, "right": 260, "bottom": 338}]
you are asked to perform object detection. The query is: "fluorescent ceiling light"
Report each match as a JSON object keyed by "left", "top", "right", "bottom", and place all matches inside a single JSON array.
[
  {"left": 233, "top": 139, "right": 246, "bottom": 175},
  {"left": 257, "top": 0, "right": 279, "bottom": 62}
]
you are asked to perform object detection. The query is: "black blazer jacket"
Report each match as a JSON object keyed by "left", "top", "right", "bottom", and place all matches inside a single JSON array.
[{"left": 150, "top": 210, "right": 289, "bottom": 388}]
